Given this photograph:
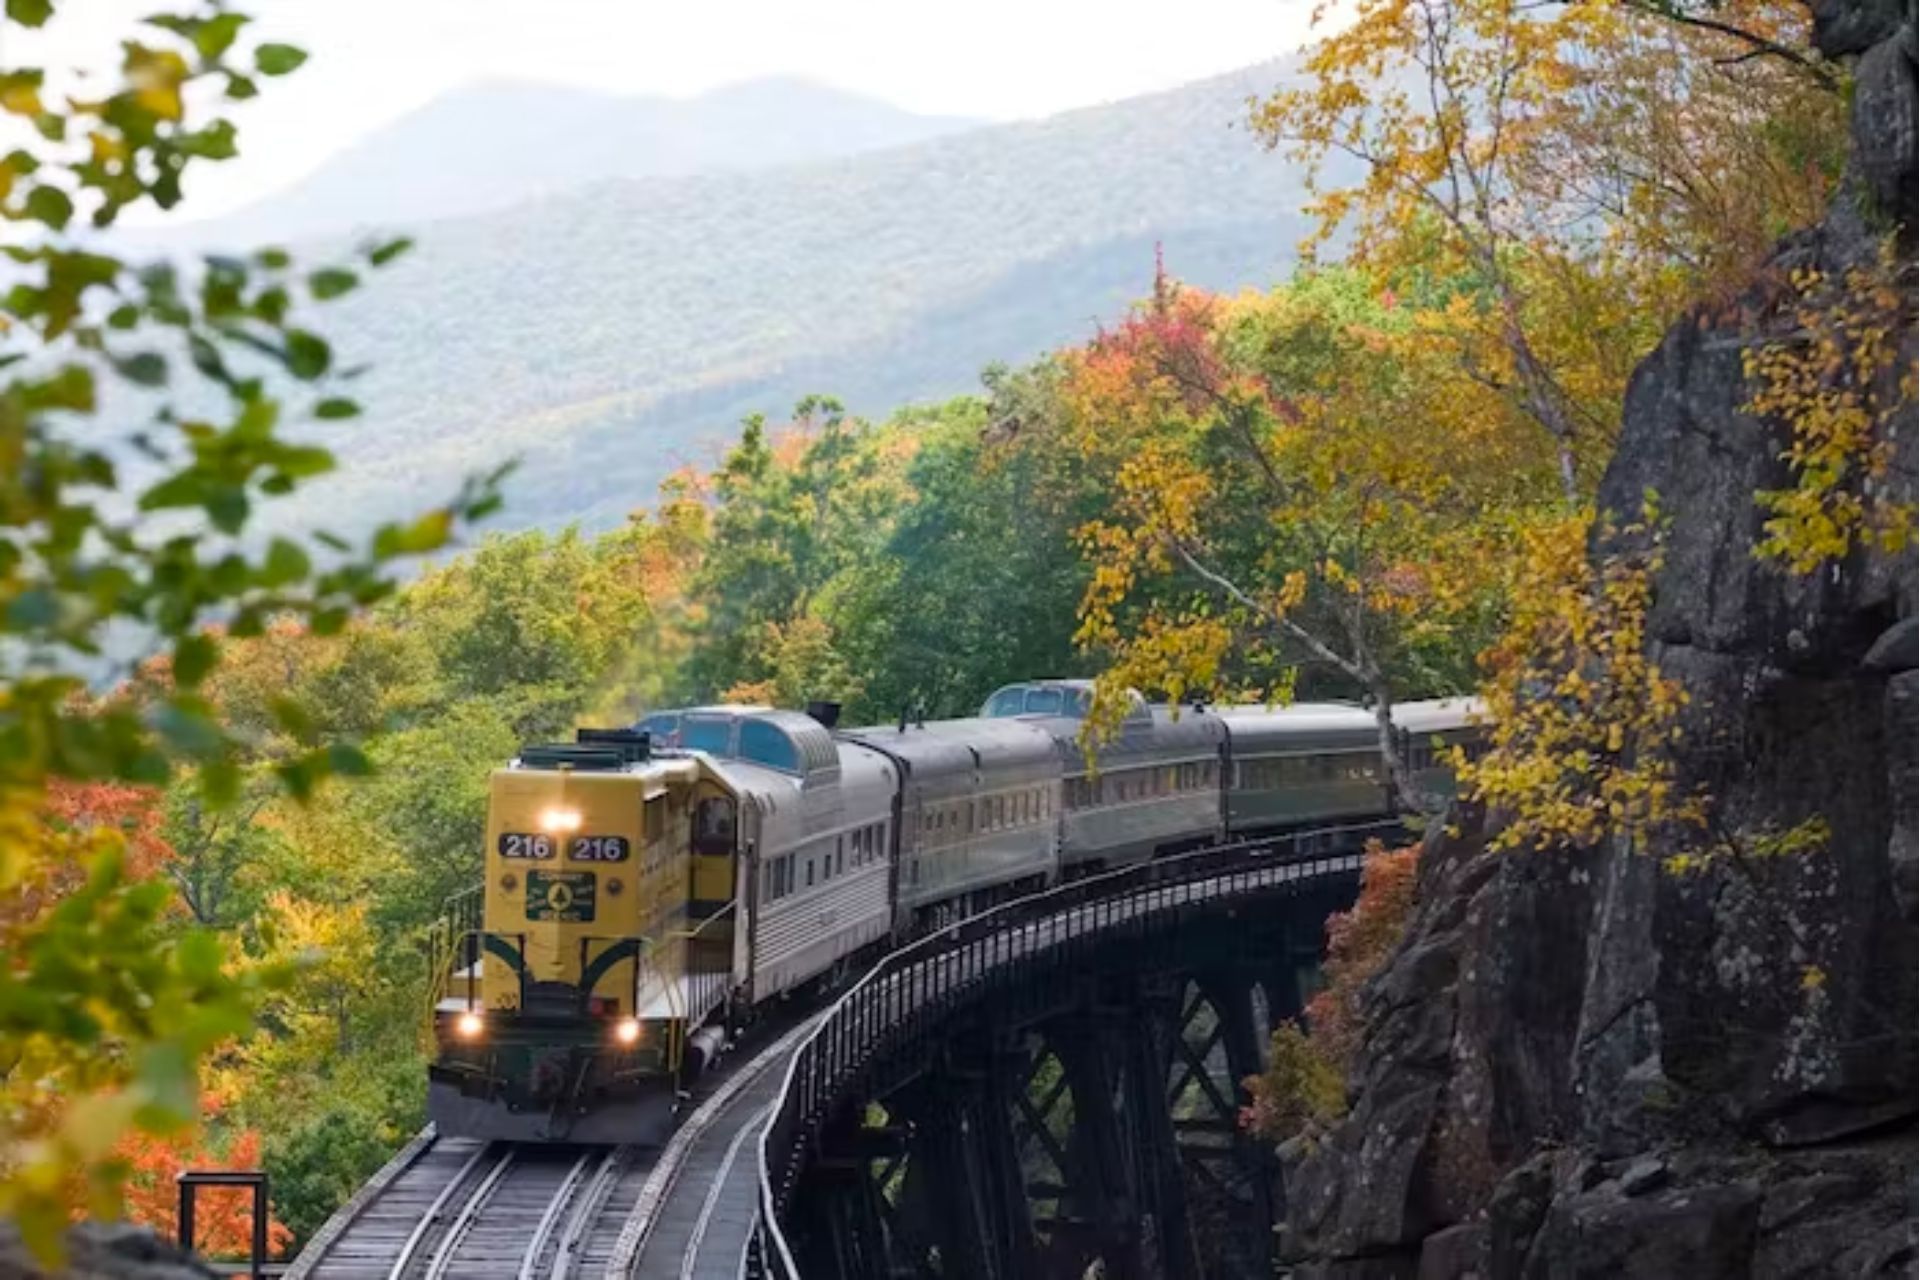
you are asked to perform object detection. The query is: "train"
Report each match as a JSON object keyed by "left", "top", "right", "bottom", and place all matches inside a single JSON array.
[{"left": 426, "top": 679, "right": 1480, "bottom": 1143}]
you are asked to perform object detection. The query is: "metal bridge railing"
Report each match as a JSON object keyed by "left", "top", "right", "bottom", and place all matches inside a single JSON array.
[{"left": 749, "top": 818, "right": 1406, "bottom": 1278}]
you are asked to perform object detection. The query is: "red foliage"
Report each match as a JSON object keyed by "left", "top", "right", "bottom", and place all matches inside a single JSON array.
[
  {"left": 114, "top": 1110, "right": 293, "bottom": 1260},
  {"left": 1304, "top": 840, "right": 1421, "bottom": 1067},
  {"left": 1086, "top": 278, "right": 1229, "bottom": 411},
  {"left": 42, "top": 779, "right": 173, "bottom": 880},
  {"left": 4, "top": 781, "right": 176, "bottom": 930}
]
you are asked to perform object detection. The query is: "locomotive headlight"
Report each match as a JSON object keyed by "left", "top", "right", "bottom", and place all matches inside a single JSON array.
[
  {"left": 538, "top": 806, "right": 583, "bottom": 834},
  {"left": 612, "top": 1018, "right": 642, "bottom": 1047},
  {"left": 455, "top": 1011, "right": 485, "bottom": 1040}
]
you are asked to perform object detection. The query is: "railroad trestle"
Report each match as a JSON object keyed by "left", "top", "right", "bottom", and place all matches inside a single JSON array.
[{"left": 757, "top": 823, "right": 1396, "bottom": 1280}]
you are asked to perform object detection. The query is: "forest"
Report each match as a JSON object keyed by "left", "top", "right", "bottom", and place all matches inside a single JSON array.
[{"left": 1, "top": 0, "right": 1907, "bottom": 1265}]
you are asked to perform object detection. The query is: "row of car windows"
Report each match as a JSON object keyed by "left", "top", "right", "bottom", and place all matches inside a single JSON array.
[
  {"left": 764, "top": 743, "right": 1464, "bottom": 902},
  {"left": 1063, "top": 760, "right": 1216, "bottom": 811},
  {"left": 917, "top": 787, "right": 1051, "bottom": 845},
  {"left": 762, "top": 820, "right": 889, "bottom": 902},
  {"left": 1235, "top": 752, "right": 1380, "bottom": 790}
]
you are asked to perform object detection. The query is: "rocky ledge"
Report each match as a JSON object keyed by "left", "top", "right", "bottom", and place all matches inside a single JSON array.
[{"left": 1277, "top": 0, "right": 1918, "bottom": 1275}]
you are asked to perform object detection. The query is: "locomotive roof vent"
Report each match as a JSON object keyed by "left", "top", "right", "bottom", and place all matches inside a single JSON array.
[
  {"left": 517, "top": 743, "right": 626, "bottom": 772},
  {"left": 577, "top": 727, "right": 650, "bottom": 764},
  {"left": 516, "top": 728, "right": 650, "bottom": 772}
]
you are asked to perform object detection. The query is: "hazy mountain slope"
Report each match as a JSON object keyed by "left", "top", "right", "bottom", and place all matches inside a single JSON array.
[
  {"left": 270, "top": 59, "right": 1321, "bottom": 535},
  {"left": 181, "top": 77, "right": 985, "bottom": 244}
]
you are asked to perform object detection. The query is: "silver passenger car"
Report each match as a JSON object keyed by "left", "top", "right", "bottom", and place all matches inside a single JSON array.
[
  {"left": 1390, "top": 697, "right": 1483, "bottom": 810},
  {"left": 983, "top": 679, "right": 1227, "bottom": 873},
  {"left": 1218, "top": 702, "right": 1386, "bottom": 833},
  {"left": 839, "top": 717, "right": 1060, "bottom": 932},
  {"left": 642, "top": 707, "right": 896, "bottom": 1002},
  {"left": 1048, "top": 705, "right": 1227, "bottom": 872}
]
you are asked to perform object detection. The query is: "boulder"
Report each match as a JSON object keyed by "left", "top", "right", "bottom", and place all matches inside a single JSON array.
[{"left": 0, "top": 1222, "right": 216, "bottom": 1280}]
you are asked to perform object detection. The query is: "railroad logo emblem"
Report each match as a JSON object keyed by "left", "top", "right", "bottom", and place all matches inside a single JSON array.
[{"left": 525, "top": 870, "right": 596, "bottom": 922}]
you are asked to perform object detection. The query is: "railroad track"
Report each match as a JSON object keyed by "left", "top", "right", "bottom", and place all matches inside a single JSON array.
[
  {"left": 285, "top": 1132, "right": 632, "bottom": 1280},
  {"left": 287, "top": 1017, "right": 816, "bottom": 1280}
]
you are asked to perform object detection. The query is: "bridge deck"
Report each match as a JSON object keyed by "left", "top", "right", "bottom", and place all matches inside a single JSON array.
[
  {"left": 628, "top": 1049, "right": 789, "bottom": 1277},
  {"left": 605, "top": 1019, "right": 816, "bottom": 1279}
]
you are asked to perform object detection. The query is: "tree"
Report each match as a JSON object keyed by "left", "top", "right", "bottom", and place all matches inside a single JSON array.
[
  {"left": 687, "top": 397, "right": 914, "bottom": 705},
  {"left": 830, "top": 383, "right": 1102, "bottom": 722},
  {"left": 1068, "top": 270, "right": 1547, "bottom": 806},
  {"left": 1242, "top": 841, "right": 1420, "bottom": 1142},
  {"left": 1252, "top": 0, "right": 1844, "bottom": 501},
  {"left": 115, "top": 1115, "right": 292, "bottom": 1260},
  {"left": 402, "top": 527, "right": 653, "bottom": 738},
  {"left": 0, "top": 1, "right": 501, "bottom": 1257}
]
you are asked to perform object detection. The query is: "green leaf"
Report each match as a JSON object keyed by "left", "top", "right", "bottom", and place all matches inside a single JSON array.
[
  {"left": 114, "top": 352, "right": 167, "bottom": 387},
  {"left": 373, "top": 509, "right": 453, "bottom": 558},
  {"left": 152, "top": 702, "right": 224, "bottom": 759},
  {"left": 367, "top": 236, "right": 414, "bottom": 267},
  {"left": 326, "top": 742, "right": 373, "bottom": 777},
  {"left": 253, "top": 43, "right": 308, "bottom": 76},
  {"left": 314, "top": 396, "right": 360, "bottom": 420},
  {"left": 188, "top": 334, "right": 230, "bottom": 385},
  {"left": 206, "top": 485, "right": 248, "bottom": 533},
  {"left": 308, "top": 267, "right": 358, "bottom": 300},
  {"left": 254, "top": 246, "right": 290, "bottom": 270},
  {"left": 180, "top": 118, "right": 238, "bottom": 160},
  {"left": 5, "top": 586, "right": 59, "bottom": 630},
  {"left": 171, "top": 634, "right": 218, "bottom": 687},
  {"left": 174, "top": 931, "right": 224, "bottom": 985},
  {"left": 30, "top": 364, "right": 96, "bottom": 411},
  {"left": 134, "top": 1040, "right": 196, "bottom": 1118},
  {"left": 261, "top": 537, "right": 310, "bottom": 586},
  {"left": 139, "top": 471, "right": 204, "bottom": 512},
  {"left": 192, "top": 12, "right": 249, "bottom": 60},
  {"left": 5, "top": 0, "right": 52, "bottom": 27},
  {"left": 25, "top": 184, "right": 72, "bottom": 230},
  {"left": 224, "top": 72, "right": 258, "bottom": 100},
  {"left": 273, "top": 444, "right": 335, "bottom": 479},
  {"left": 284, "top": 329, "right": 330, "bottom": 379},
  {"left": 269, "top": 696, "right": 313, "bottom": 740}
]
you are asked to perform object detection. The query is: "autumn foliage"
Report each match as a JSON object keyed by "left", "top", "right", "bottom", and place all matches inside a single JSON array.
[
  {"left": 112, "top": 1111, "right": 292, "bottom": 1259},
  {"left": 1242, "top": 842, "right": 1420, "bottom": 1142}
]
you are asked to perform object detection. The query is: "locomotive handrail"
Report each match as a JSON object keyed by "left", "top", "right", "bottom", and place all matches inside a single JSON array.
[{"left": 750, "top": 817, "right": 1407, "bottom": 1278}]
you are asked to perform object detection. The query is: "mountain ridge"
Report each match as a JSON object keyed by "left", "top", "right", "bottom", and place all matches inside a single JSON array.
[
  {"left": 156, "top": 75, "right": 989, "bottom": 246},
  {"left": 228, "top": 58, "right": 1322, "bottom": 538}
]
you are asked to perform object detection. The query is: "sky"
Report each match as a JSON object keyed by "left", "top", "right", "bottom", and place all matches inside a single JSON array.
[{"left": 17, "top": 0, "right": 1320, "bottom": 224}]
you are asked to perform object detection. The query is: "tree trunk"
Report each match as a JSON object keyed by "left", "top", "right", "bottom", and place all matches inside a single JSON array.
[{"left": 1367, "top": 682, "right": 1426, "bottom": 815}]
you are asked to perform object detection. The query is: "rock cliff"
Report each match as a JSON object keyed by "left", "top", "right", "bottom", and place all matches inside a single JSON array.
[{"left": 1278, "top": 2, "right": 1918, "bottom": 1274}]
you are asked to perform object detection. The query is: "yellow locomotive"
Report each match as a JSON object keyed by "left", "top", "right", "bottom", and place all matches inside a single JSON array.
[{"left": 427, "top": 730, "right": 737, "bottom": 1142}]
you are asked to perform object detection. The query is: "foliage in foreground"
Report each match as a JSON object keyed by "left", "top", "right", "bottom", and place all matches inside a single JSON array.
[{"left": 0, "top": 0, "right": 499, "bottom": 1260}]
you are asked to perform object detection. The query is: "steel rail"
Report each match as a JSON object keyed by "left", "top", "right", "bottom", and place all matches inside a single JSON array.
[
  {"left": 517, "top": 1150, "right": 596, "bottom": 1280},
  {"left": 422, "top": 1147, "right": 517, "bottom": 1280},
  {"left": 384, "top": 1142, "right": 497, "bottom": 1280}
]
